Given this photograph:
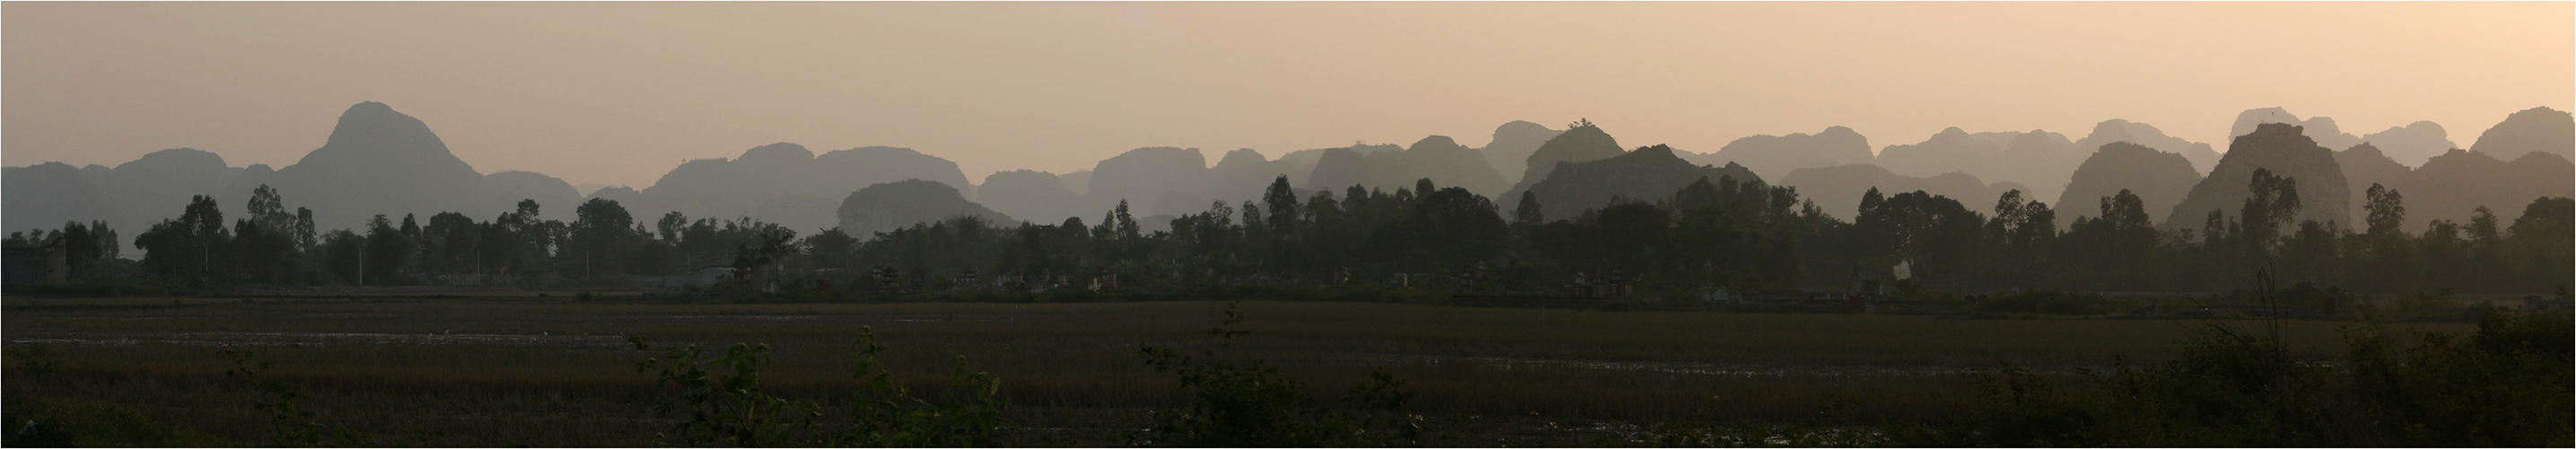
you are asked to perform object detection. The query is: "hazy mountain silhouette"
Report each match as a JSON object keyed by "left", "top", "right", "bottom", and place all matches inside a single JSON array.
[
  {"left": 2230, "top": 107, "right": 2363, "bottom": 154},
  {"left": 1873, "top": 128, "right": 2084, "bottom": 200},
  {"left": 1393, "top": 136, "right": 1509, "bottom": 197},
  {"left": 1690, "top": 126, "right": 1873, "bottom": 181},
  {"left": 1478, "top": 120, "right": 1563, "bottom": 186},
  {"left": 2411, "top": 149, "right": 2574, "bottom": 229},
  {"left": 253, "top": 101, "right": 487, "bottom": 230},
  {"left": 1148, "top": 190, "right": 1214, "bottom": 217},
  {"left": 751, "top": 194, "right": 844, "bottom": 233},
  {"left": 2467, "top": 106, "right": 2574, "bottom": 161},
  {"left": 1296, "top": 136, "right": 1507, "bottom": 198},
  {"left": 2163, "top": 123, "right": 2353, "bottom": 230},
  {"left": 2073, "top": 119, "right": 2221, "bottom": 175},
  {"left": 2334, "top": 143, "right": 2416, "bottom": 224},
  {"left": 1520, "top": 145, "right": 1765, "bottom": 220},
  {"left": 977, "top": 170, "right": 1091, "bottom": 224},
  {"left": 2344, "top": 143, "right": 2574, "bottom": 233},
  {"left": 631, "top": 143, "right": 973, "bottom": 230},
  {"left": 572, "top": 183, "right": 612, "bottom": 197},
  {"left": 1201, "top": 148, "right": 1298, "bottom": 207},
  {"left": 2359, "top": 121, "right": 2458, "bottom": 167},
  {"left": 219, "top": 163, "right": 277, "bottom": 212},
  {"left": 1303, "top": 147, "right": 1373, "bottom": 194},
  {"left": 1781, "top": 163, "right": 2028, "bottom": 219},
  {"left": 587, "top": 186, "right": 644, "bottom": 208},
  {"left": 1873, "top": 128, "right": 2000, "bottom": 179},
  {"left": 481, "top": 171, "right": 582, "bottom": 219},
  {"left": 3, "top": 163, "right": 119, "bottom": 233},
  {"left": 837, "top": 180, "right": 1017, "bottom": 236},
  {"left": 1083, "top": 146, "right": 1209, "bottom": 215},
  {"left": 1057, "top": 171, "right": 1091, "bottom": 196},
  {"left": 87, "top": 148, "right": 246, "bottom": 237},
  {"left": 2056, "top": 142, "right": 2203, "bottom": 228},
  {"left": 1501, "top": 121, "right": 1625, "bottom": 202},
  {"left": 1984, "top": 130, "right": 2081, "bottom": 201}
]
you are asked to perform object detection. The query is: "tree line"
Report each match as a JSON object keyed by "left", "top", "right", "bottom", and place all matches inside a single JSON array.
[{"left": 7, "top": 161, "right": 2570, "bottom": 296}]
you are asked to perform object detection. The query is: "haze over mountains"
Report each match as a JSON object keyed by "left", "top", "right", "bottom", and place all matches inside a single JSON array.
[{"left": 8, "top": 101, "right": 2570, "bottom": 246}]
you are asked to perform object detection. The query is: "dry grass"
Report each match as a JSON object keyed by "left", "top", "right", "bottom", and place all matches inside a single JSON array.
[{"left": 1, "top": 297, "right": 2472, "bottom": 446}]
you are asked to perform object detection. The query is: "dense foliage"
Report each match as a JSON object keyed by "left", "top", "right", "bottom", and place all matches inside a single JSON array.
[{"left": 7, "top": 163, "right": 2570, "bottom": 296}]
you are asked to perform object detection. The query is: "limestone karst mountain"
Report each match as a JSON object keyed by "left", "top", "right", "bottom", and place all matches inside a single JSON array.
[
  {"left": 1303, "top": 148, "right": 1374, "bottom": 194},
  {"left": 2347, "top": 146, "right": 2575, "bottom": 233},
  {"left": 977, "top": 170, "right": 1091, "bottom": 224},
  {"left": 1275, "top": 143, "right": 1402, "bottom": 189},
  {"left": 1691, "top": 126, "right": 1873, "bottom": 182},
  {"left": 2072, "top": 119, "right": 2220, "bottom": 174},
  {"left": 2162, "top": 123, "right": 2353, "bottom": 230},
  {"left": 1147, "top": 190, "right": 1214, "bottom": 217},
  {"left": 1872, "top": 128, "right": 2082, "bottom": 200},
  {"left": 1393, "top": 136, "right": 1510, "bottom": 197},
  {"left": 2055, "top": 142, "right": 2204, "bottom": 228},
  {"left": 1518, "top": 145, "right": 1765, "bottom": 221},
  {"left": 480, "top": 171, "right": 583, "bottom": 220},
  {"left": 1198, "top": 148, "right": 1299, "bottom": 207},
  {"left": 1298, "top": 136, "right": 1508, "bottom": 198},
  {"left": 1983, "top": 130, "right": 2082, "bottom": 201},
  {"left": 1478, "top": 120, "right": 1563, "bottom": 186},
  {"left": 2230, "top": 107, "right": 2363, "bottom": 154},
  {"left": 1083, "top": 146, "right": 1209, "bottom": 215},
  {"left": 258, "top": 101, "right": 489, "bottom": 230},
  {"left": 749, "top": 194, "right": 844, "bottom": 233},
  {"left": 2468, "top": 106, "right": 2575, "bottom": 162},
  {"left": 1781, "top": 163, "right": 2028, "bottom": 219},
  {"left": 1501, "top": 121, "right": 1625, "bottom": 202},
  {"left": 836, "top": 180, "right": 1018, "bottom": 236},
  {"left": 2, "top": 163, "right": 119, "bottom": 234},
  {"left": 2334, "top": 143, "right": 2416, "bottom": 226},
  {"left": 97, "top": 149, "right": 243, "bottom": 230},
  {"left": 626, "top": 143, "right": 975, "bottom": 230},
  {"left": 1058, "top": 171, "right": 1092, "bottom": 196},
  {"left": 1873, "top": 128, "right": 2000, "bottom": 180},
  {"left": 2359, "top": 121, "right": 2459, "bottom": 168}
]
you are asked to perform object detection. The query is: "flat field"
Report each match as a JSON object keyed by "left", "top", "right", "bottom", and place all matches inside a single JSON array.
[{"left": 0, "top": 295, "right": 2473, "bottom": 446}]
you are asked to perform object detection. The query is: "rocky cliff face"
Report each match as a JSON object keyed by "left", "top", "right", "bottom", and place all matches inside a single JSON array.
[
  {"left": 1520, "top": 145, "right": 1764, "bottom": 221},
  {"left": 2057, "top": 142, "right": 2203, "bottom": 228},
  {"left": 2162, "top": 123, "right": 2353, "bottom": 230}
]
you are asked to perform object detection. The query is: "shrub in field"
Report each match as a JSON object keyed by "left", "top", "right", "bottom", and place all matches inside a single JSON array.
[
  {"left": 1130, "top": 302, "right": 1425, "bottom": 447},
  {"left": 221, "top": 346, "right": 364, "bottom": 446},
  {"left": 628, "top": 327, "right": 1007, "bottom": 447},
  {"left": 1908, "top": 311, "right": 2574, "bottom": 446}
]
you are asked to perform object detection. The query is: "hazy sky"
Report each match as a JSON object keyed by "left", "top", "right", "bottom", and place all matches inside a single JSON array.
[{"left": 6, "top": 2, "right": 2570, "bottom": 188}]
